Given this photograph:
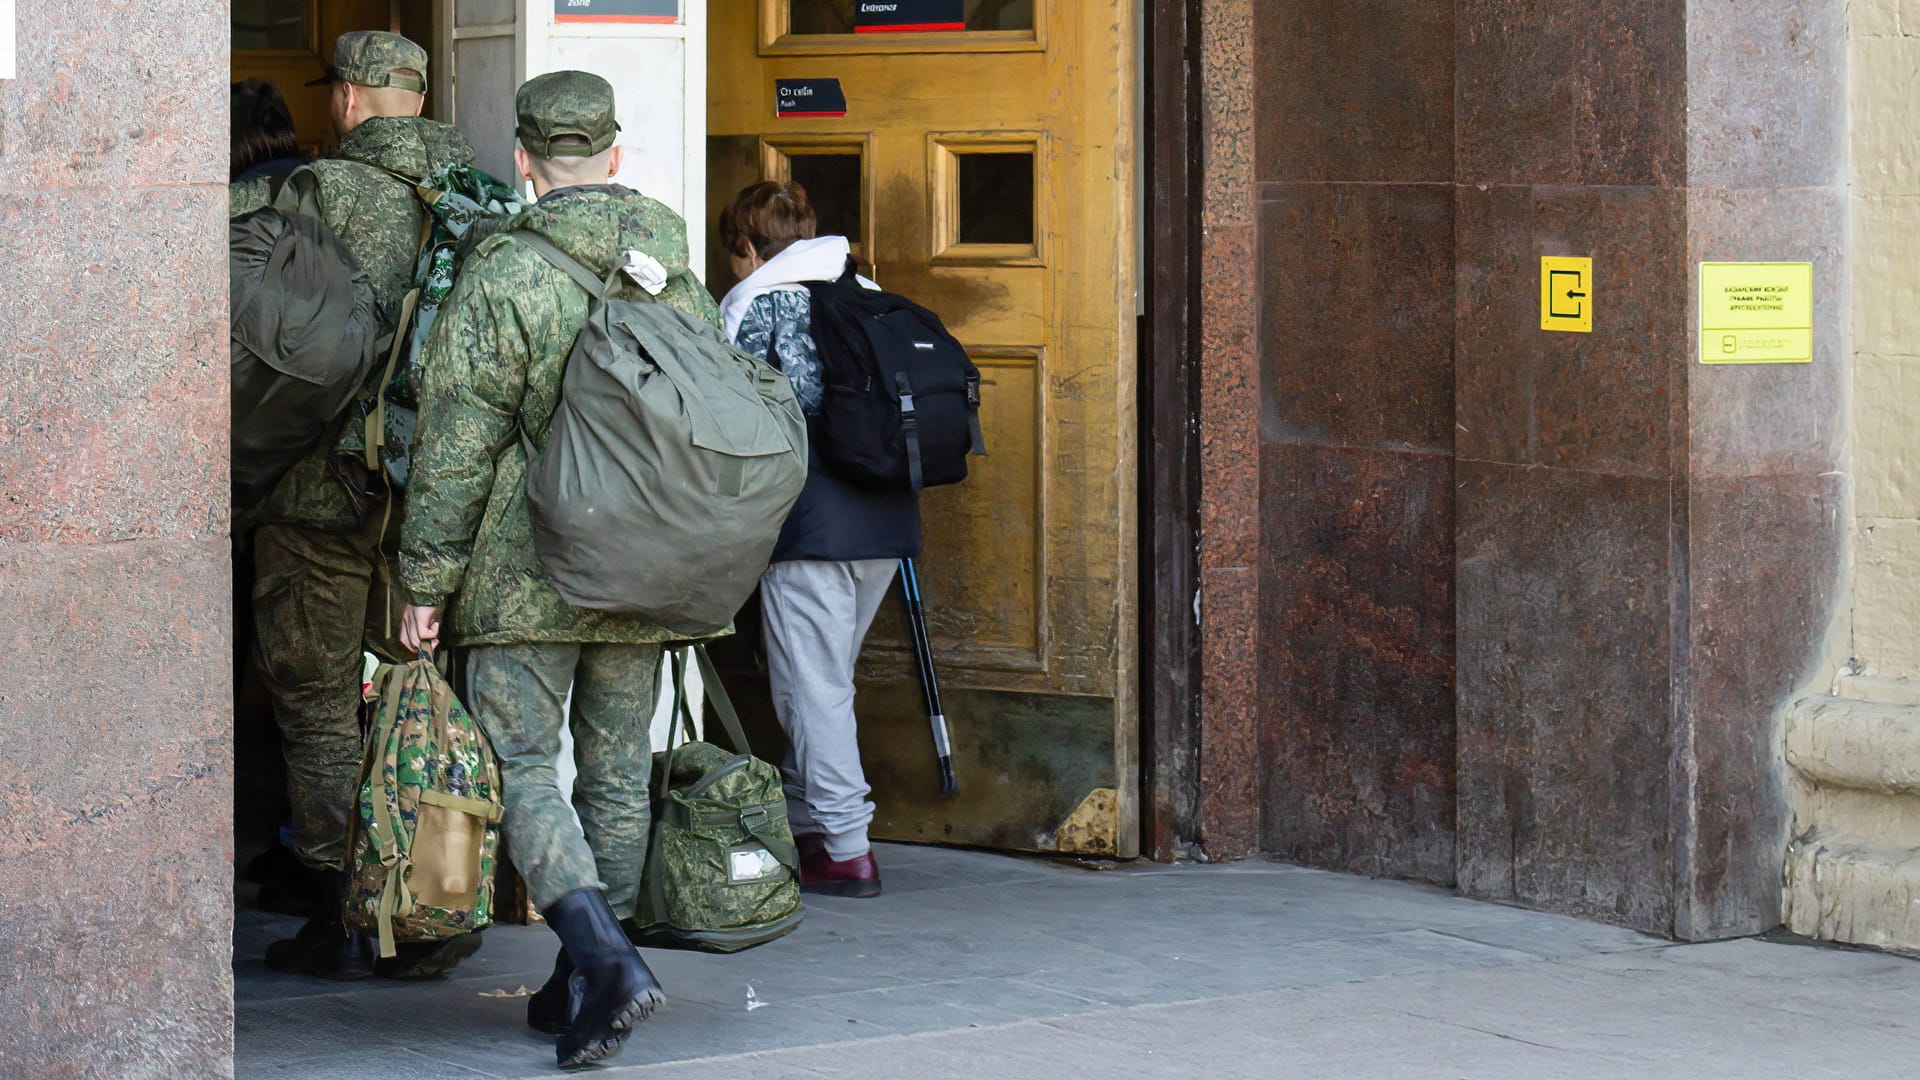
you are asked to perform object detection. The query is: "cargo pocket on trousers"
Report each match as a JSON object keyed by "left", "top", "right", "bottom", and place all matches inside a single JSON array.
[{"left": 252, "top": 578, "right": 328, "bottom": 692}]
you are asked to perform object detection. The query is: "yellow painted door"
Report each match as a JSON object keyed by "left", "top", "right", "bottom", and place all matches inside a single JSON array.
[
  {"left": 708, "top": 1, "right": 1138, "bottom": 857},
  {"left": 232, "top": 0, "right": 399, "bottom": 155}
]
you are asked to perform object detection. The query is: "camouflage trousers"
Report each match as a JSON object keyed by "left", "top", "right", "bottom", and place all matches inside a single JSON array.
[
  {"left": 251, "top": 512, "right": 406, "bottom": 871},
  {"left": 465, "top": 642, "right": 662, "bottom": 917}
]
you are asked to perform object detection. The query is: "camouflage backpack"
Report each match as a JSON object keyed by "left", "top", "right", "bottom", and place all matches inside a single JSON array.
[
  {"left": 343, "top": 162, "right": 527, "bottom": 490},
  {"left": 345, "top": 655, "right": 504, "bottom": 957},
  {"left": 627, "top": 645, "right": 805, "bottom": 953}
]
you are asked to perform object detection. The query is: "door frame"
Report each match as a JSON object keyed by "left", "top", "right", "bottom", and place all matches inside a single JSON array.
[{"left": 1140, "top": 0, "right": 1204, "bottom": 861}]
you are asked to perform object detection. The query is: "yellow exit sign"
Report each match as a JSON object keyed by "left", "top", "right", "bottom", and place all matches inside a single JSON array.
[
  {"left": 1540, "top": 257, "right": 1592, "bottom": 333},
  {"left": 1699, "top": 262, "right": 1813, "bottom": 364}
]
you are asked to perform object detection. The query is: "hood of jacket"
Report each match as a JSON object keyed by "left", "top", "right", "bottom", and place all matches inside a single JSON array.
[
  {"left": 718, "top": 234, "right": 860, "bottom": 341},
  {"left": 334, "top": 115, "right": 476, "bottom": 182},
  {"left": 501, "top": 184, "right": 694, "bottom": 286}
]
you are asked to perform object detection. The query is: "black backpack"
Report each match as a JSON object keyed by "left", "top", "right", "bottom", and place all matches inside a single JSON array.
[
  {"left": 804, "top": 261, "right": 985, "bottom": 490},
  {"left": 228, "top": 170, "right": 381, "bottom": 509}
]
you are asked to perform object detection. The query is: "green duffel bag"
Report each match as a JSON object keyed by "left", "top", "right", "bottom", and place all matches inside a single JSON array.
[{"left": 627, "top": 645, "right": 805, "bottom": 953}]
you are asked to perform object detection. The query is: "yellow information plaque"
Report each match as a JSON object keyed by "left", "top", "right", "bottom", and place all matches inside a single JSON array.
[
  {"left": 1539, "top": 256, "right": 1593, "bottom": 333},
  {"left": 1699, "top": 261, "right": 1813, "bottom": 364}
]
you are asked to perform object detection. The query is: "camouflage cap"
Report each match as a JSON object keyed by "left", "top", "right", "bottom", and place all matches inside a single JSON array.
[
  {"left": 308, "top": 31, "right": 428, "bottom": 93},
  {"left": 516, "top": 71, "right": 620, "bottom": 159}
]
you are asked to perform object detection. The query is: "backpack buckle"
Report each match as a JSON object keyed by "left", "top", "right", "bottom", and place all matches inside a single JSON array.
[
  {"left": 738, "top": 805, "right": 772, "bottom": 834},
  {"left": 894, "top": 371, "right": 916, "bottom": 417}
]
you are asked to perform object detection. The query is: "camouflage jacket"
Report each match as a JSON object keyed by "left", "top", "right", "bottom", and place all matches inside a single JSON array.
[
  {"left": 399, "top": 185, "right": 724, "bottom": 646},
  {"left": 233, "top": 116, "right": 478, "bottom": 533}
]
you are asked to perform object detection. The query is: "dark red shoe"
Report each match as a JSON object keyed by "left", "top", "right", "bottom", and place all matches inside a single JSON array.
[{"left": 798, "top": 840, "right": 882, "bottom": 898}]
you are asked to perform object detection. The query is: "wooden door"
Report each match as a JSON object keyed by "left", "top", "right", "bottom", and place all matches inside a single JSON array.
[
  {"left": 232, "top": 0, "right": 399, "bottom": 156},
  {"left": 708, "top": 1, "right": 1139, "bottom": 857}
]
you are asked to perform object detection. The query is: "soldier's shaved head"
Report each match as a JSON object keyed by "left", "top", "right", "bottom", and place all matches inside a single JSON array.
[
  {"left": 331, "top": 79, "right": 426, "bottom": 139},
  {"left": 516, "top": 142, "right": 624, "bottom": 198}
]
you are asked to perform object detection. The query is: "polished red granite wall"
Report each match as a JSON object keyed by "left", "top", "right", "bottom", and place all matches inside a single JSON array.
[
  {"left": 1200, "top": 0, "right": 1846, "bottom": 933},
  {"left": 0, "top": 1, "right": 233, "bottom": 1073},
  {"left": 1249, "top": 0, "right": 1459, "bottom": 882}
]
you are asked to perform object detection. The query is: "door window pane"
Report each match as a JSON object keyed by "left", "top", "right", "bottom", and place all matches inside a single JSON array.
[
  {"left": 787, "top": 153, "right": 863, "bottom": 245},
  {"left": 788, "top": 0, "right": 1034, "bottom": 35},
  {"left": 233, "top": 0, "right": 309, "bottom": 52},
  {"left": 956, "top": 152, "right": 1034, "bottom": 246}
]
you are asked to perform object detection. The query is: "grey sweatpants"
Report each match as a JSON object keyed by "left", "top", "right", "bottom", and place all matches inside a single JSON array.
[{"left": 760, "top": 558, "right": 897, "bottom": 860}]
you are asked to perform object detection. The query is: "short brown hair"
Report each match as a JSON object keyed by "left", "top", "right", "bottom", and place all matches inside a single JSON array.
[{"left": 719, "top": 181, "right": 817, "bottom": 262}]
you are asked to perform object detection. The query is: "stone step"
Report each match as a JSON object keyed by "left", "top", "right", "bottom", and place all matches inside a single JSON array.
[
  {"left": 1783, "top": 832, "right": 1920, "bottom": 955},
  {"left": 1785, "top": 694, "right": 1920, "bottom": 795},
  {"left": 1836, "top": 672, "right": 1920, "bottom": 707}
]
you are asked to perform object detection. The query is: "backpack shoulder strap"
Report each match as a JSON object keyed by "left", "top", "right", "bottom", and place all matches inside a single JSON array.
[
  {"left": 267, "top": 164, "right": 324, "bottom": 220},
  {"left": 509, "top": 230, "right": 613, "bottom": 299}
]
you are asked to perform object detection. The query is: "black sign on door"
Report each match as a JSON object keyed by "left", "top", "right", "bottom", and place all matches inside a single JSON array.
[
  {"left": 854, "top": 0, "right": 964, "bottom": 33},
  {"left": 775, "top": 78, "right": 848, "bottom": 119},
  {"left": 554, "top": 0, "right": 678, "bottom": 23}
]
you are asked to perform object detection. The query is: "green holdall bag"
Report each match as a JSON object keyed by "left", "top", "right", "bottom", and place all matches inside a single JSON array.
[
  {"left": 628, "top": 645, "right": 805, "bottom": 953},
  {"left": 345, "top": 655, "right": 505, "bottom": 958}
]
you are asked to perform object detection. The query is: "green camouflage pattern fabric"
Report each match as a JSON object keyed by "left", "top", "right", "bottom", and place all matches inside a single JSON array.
[
  {"left": 629, "top": 646, "right": 801, "bottom": 952},
  {"left": 252, "top": 517, "right": 406, "bottom": 872},
  {"left": 464, "top": 641, "right": 662, "bottom": 916},
  {"left": 627, "top": 741, "right": 803, "bottom": 952},
  {"left": 377, "top": 161, "right": 527, "bottom": 489},
  {"left": 346, "top": 656, "right": 503, "bottom": 956},
  {"left": 516, "top": 70, "right": 620, "bottom": 157},
  {"left": 241, "top": 115, "right": 479, "bottom": 534},
  {"left": 328, "top": 30, "right": 429, "bottom": 91},
  {"left": 399, "top": 184, "right": 724, "bottom": 646}
]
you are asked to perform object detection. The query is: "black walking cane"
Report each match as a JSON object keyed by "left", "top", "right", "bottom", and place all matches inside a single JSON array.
[{"left": 899, "top": 557, "right": 959, "bottom": 796}]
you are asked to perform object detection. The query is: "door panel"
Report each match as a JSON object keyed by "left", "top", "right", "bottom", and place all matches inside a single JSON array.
[
  {"left": 709, "top": 1, "right": 1137, "bottom": 856},
  {"left": 232, "top": 0, "right": 396, "bottom": 156}
]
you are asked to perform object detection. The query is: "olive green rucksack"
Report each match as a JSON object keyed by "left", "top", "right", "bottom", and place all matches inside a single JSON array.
[
  {"left": 510, "top": 231, "right": 807, "bottom": 638},
  {"left": 627, "top": 645, "right": 805, "bottom": 953}
]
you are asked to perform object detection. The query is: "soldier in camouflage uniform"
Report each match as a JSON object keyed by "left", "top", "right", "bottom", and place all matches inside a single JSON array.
[
  {"left": 239, "top": 31, "right": 485, "bottom": 981},
  {"left": 398, "top": 71, "right": 720, "bottom": 1069}
]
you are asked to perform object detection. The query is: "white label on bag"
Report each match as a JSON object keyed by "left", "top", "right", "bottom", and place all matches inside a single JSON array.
[
  {"left": 622, "top": 250, "right": 669, "bottom": 296},
  {"left": 729, "top": 846, "right": 782, "bottom": 884}
]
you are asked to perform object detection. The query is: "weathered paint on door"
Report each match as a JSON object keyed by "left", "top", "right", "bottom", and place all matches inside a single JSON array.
[
  {"left": 232, "top": 0, "right": 398, "bottom": 154},
  {"left": 708, "top": 1, "right": 1139, "bottom": 857}
]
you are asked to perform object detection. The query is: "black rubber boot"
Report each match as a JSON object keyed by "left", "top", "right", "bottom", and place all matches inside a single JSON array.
[
  {"left": 375, "top": 931, "right": 485, "bottom": 980},
  {"left": 526, "top": 948, "right": 576, "bottom": 1036},
  {"left": 263, "top": 869, "right": 374, "bottom": 980},
  {"left": 543, "top": 889, "right": 665, "bottom": 1069}
]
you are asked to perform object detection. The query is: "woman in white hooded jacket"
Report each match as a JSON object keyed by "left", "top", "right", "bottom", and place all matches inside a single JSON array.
[{"left": 718, "top": 181, "right": 920, "bottom": 897}]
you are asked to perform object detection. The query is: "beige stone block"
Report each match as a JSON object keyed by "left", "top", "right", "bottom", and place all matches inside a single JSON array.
[
  {"left": 1784, "top": 832, "right": 1920, "bottom": 952},
  {"left": 1852, "top": 36, "right": 1920, "bottom": 195},
  {"left": 1850, "top": 0, "right": 1900, "bottom": 37},
  {"left": 1855, "top": 516, "right": 1920, "bottom": 673},
  {"left": 1851, "top": 197, "right": 1920, "bottom": 355},
  {"left": 1854, "top": 354, "right": 1920, "bottom": 518},
  {"left": 1786, "top": 695, "right": 1920, "bottom": 794}
]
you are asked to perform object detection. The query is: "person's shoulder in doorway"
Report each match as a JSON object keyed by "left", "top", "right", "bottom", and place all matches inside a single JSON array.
[
  {"left": 228, "top": 78, "right": 308, "bottom": 217},
  {"left": 718, "top": 180, "right": 873, "bottom": 415}
]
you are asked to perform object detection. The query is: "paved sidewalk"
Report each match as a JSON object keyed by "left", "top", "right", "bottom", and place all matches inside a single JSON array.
[{"left": 235, "top": 844, "right": 1920, "bottom": 1078}]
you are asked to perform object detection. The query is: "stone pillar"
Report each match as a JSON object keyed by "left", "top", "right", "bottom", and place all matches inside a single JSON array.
[
  {"left": 1454, "top": 1, "right": 1846, "bottom": 937},
  {"left": 1195, "top": 0, "right": 1263, "bottom": 858},
  {"left": 1253, "top": 0, "right": 1459, "bottom": 883},
  {"left": 0, "top": 1, "right": 234, "bottom": 1073}
]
